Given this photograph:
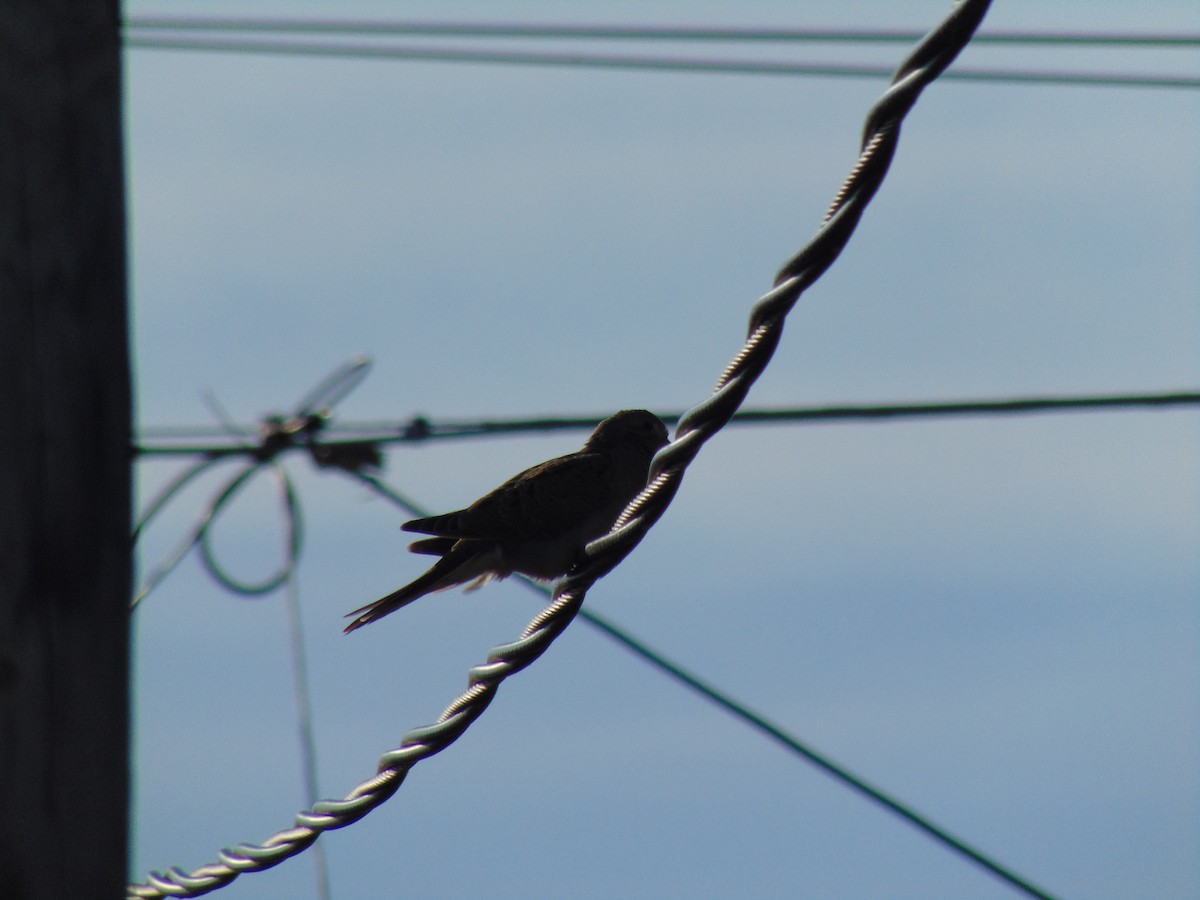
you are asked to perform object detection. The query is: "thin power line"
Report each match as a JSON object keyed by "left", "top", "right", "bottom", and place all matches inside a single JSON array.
[
  {"left": 124, "top": 36, "right": 1200, "bottom": 91},
  {"left": 282, "top": 561, "right": 331, "bottom": 900},
  {"left": 121, "top": 35, "right": 1200, "bottom": 90},
  {"left": 133, "top": 390, "right": 1200, "bottom": 456},
  {"left": 123, "top": 17, "right": 1200, "bottom": 48}
]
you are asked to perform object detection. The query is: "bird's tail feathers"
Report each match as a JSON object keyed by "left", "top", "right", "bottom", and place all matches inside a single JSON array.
[
  {"left": 401, "top": 511, "right": 470, "bottom": 538},
  {"left": 343, "top": 545, "right": 500, "bottom": 633},
  {"left": 408, "top": 536, "right": 457, "bottom": 556}
]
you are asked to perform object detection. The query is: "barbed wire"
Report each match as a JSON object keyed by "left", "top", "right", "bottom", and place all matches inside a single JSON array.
[{"left": 129, "top": 3, "right": 1064, "bottom": 897}]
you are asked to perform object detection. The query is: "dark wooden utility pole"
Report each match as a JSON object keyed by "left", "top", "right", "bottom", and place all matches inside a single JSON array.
[{"left": 0, "top": 4, "right": 131, "bottom": 898}]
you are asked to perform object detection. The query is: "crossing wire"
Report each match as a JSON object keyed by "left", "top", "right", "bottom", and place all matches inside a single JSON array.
[
  {"left": 134, "top": 390, "right": 1200, "bottom": 456},
  {"left": 129, "top": 377, "right": 1193, "bottom": 892},
  {"left": 348, "top": 470, "right": 1059, "bottom": 899},
  {"left": 131, "top": 358, "right": 373, "bottom": 605},
  {"left": 127, "top": 3, "right": 1060, "bottom": 897},
  {"left": 129, "top": 371, "right": 1193, "bottom": 888}
]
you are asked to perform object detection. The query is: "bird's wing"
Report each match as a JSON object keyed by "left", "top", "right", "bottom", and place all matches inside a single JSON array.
[
  {"left": 407, "top": 536, "right": 457, "bottom": 556},
  {"left": 452, "top": 451, "right": 617, "bottom": 543}
]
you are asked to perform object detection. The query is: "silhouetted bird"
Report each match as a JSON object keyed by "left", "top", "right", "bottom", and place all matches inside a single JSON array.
[{"left": 344, "top": 409, "right": 669, "bottom": 632}]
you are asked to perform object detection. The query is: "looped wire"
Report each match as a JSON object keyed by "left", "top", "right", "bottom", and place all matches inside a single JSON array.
[
  {"left": 197, "top": 462, "right": 302, "bottom": 595},
  {"left": 131, "top": 356, "right": 378, "bottom": 607}
]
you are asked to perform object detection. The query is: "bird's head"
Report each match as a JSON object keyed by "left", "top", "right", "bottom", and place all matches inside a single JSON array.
[{"left": 587, "top": 409, "right": 670, "bottom": 457}]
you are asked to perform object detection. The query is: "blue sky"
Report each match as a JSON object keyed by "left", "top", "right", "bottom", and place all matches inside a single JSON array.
[{"left": 125, "top": 2, "right": 1198, "bottom": 897}]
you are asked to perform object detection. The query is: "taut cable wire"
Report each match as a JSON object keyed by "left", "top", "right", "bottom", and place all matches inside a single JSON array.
[
  {"left": 134, "top": 390, "right": 1200, "bottom": 454},
  {"left": 129, "top": 4, "right": 1039, "bottom": 897},
  {"left": 347, "top": 470, "right": 1058, "bottom": 899}
]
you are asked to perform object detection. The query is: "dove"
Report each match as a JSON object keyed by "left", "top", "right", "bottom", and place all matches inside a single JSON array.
[{"left": 344, "top": 409, "right": 669, "bottom": 632}]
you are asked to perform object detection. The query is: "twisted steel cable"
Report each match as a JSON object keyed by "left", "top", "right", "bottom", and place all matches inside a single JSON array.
[
  {"left": 348, "top": 472, "right": 1057, "bottom": 898},
  {"left": 577, "top": 0, "right": 993, "bottom": 589},
  {"left": 128, "top": 2, "right": 996, "bottom": 896}
]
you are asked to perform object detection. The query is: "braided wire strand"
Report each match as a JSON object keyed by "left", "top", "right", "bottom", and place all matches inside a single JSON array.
[
  {"left": 128, "top": 591, "right": 583, "bottom": 898},
  {"left": 587, "top": 0, "right": 991, "bottom": 585},
  {"left": 127, "top": 3, "right": 992, "bottom": 895}
]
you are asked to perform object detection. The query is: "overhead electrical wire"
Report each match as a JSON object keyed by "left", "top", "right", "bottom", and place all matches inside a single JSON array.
[
  {"left": 348, "top": 468, "right": 1059, "bottom": 900},
  {"left": 120, "top": 37, "right": 1200, "bottom": 90},
  {"left": 123, "top": 16, "right": 1200, "bottom": 47},
  {"left": 126, "top": 8, "right": 1185, "bottom": 900},
  {"left": 133, "top": 390, "right": 1200, "bottom": 457},
  {"left": 121, "top": 18, "right": 1200, "bottom": 90}
]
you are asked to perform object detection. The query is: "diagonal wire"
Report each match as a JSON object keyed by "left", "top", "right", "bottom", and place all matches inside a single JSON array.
[
  {"left": 520, "top": 2, "right": 1053, "bottom": 898},
  {"left": 131, "top": 461, "right": 263, "bottom": 607},
  {"left": 346, "top": 469, "right": 1059, "bottom": 899},
  {"left": 563, "top": 0, "right": 1003, "bottom": 598},
  {"left": 132, "top": 454, "right": 229, "bottom": 541},
  {"left": 127, "top": 573, "right": 588, "bottom": 898},
  {"left": 131, "top": 459, "right": 301, "bottom": 606},
  {"left": 129, "top": 3, "right": 1054, "bottom": 897}
]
